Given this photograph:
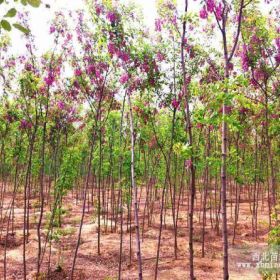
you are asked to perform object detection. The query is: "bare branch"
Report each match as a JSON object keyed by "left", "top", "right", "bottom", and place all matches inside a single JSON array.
[{"left": 228, "top": 0, "right": 245, "bottom": 62}]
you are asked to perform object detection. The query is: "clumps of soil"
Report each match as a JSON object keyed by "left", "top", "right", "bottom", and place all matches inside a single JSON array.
[
  {"left": 0, "top": 233, "right": 22, "bottom": 249},
  {"left": 44, "top": 269, "right": 67, "bottom": 280},
  {"left": 38, "top": 268, "right": 86, "bottom": 280}
]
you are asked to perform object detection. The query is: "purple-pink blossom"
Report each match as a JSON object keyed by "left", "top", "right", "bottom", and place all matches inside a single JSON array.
[
  {"left": 141, "top": 62, "right": 150, "bottom": 73},
  {"left": 25, "top": 63, "right": 32, "bottom": 71},
  {"left": 86, "top": 64, "right": 95, "bottom": 75},
  {"left": 118, "top": 51, "right": 130, "bottom": 62},
  {"left": 49, "top": 25, "right": 55, "bottom": 34},
  {"left": 108, "top": 42, "right": 116, "bottom": 55},
  {"left": 95, "top": 4, "right": 103, "bottom": 15},
  {"left": 215, "top": 2, "right": 223, "bottom": 21},
  {"left": 73, "top": 80, "right": 80, "bottom": 89},
  {"left": 57, "top": 101, "right": 65, "bottom": 110},
  {"left": 275, "top": 38, "right": 280, "bottom": 51},
  {"left": 106, "top": 11, "right": 117, "bottom": 23},
  {"left": 253, "top": 68, "right": 267, "bottom": 81},
  {"left": 155, "top": 19, "right": 162, "bottom": 32},
  {"left": 224, "top": 105, "right": 232, "bottom": 114},
  {"left": 75, "top": 68, "right": 82, "bottom": 76},
  {"left": 206, "top": 0, "right": 215, "bottom": 13},
  {"left": 275, "top": 52, "right": 280, "bottom": 65},
  {"left": 120, "top": 73, "right": 129, "bottom": 84},
  {"left": 156, "top": 52, "right": 165, "bottom": 62},
  {"left": 44, "top": 72, "right": 55, "bottom": 86},
  {"left": 20, "top": 119, "right": 32, "bottom": 130},
  {"left": 170, "top": 16, "right": 177, "bottom": 26},
  {"left": 95, "top": 69, "right": 101, "bottom": 79},
  {"left": 199, "top": 6, "right": 208, "bottom": 19},
  {"left": 171, "top": 98, "right": 180, "bottom": 109},
  {"left": 240, "top": 44, "right": 249, "bottom": 71}
]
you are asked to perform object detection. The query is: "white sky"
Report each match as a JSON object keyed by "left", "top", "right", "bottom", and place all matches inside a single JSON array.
[
  {"left": 8, "top": 0, "right": 159, "bottom": 55},
  {"left": 3, "top": 0, "right": 278, "bottom": 55}
]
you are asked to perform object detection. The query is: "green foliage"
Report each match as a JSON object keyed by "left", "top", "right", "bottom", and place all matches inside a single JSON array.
[
  {"left": 49, "top": 226, "right": 75, "bottom": 242},
  {"left": 13, "top": 23, "right": 29, "bottom": 34},
  {"left": 268, "top": 226, "right": 280, "bottom": 245},
  {"left": 56, "top": 148, "right": 82, "bottom": 195},
  {"left": 173, "top": 142, "right": 192, "bottom": 159},
  {"left": 1, "top": 20, "right": 11, "bottom": 31},
  {"left": 0, "top": 0, "right": 40, "bottom": 34},
  {"left": 4, "top": 8, "right": 17, "bottom": 18},
  {"left": 268, "top": 205, "right": 280, "bottom": 245},
  {"left": 26, "top": 0, "right": 40, "bottom": 7}
]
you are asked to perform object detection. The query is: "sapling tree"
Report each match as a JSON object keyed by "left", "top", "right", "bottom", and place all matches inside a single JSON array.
[
  {"left": 199, "top": 0, "right": 253, "bottom": 278},
  {"left": 0, "top": 0, "right": 279, "bottom": 279}
]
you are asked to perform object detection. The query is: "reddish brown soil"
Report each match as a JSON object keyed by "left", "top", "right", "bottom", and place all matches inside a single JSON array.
[{"left": 0, "top": 191, "right": 270, "bottom": 280}]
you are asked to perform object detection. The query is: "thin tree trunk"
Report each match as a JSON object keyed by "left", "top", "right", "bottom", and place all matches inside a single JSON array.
[
  {"left": 181, "top": 1, "right": 196, "bottom": 278},
  {"left": 128, "top": 94, "right": 143, "bottom": 280}
]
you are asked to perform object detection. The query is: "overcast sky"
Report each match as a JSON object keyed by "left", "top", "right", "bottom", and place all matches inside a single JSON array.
[
  {"left": 6, "top": 0, "right": 158, "bottom": 55},
  {"left": 2, "top": 0, "right": 278, "bottom": 55}
]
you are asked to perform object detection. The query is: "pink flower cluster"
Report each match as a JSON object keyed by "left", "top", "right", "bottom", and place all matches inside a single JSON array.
[
  {"left": 74, "top": 68, "right": 83, "bottom": 76},
  {"left": 171, "top": 98, "right": 180, "bottom": 109},
  {"left": 57, "top": 101, "right": 65, "bottom": 110},
  {"left": 49, "top": 25, "right": 55, "bottom": 34},
  {"left": 240, "top": 44, "right": 249, "bottom": 71},
  {"left": 199, "top": 0, "right": 223, "bottom": 20},
  {"left": 156, "top": 52, "right": 165, "bottom": 62},
  {"left": 20, "top": 119, "right": 32, "bottom": 130},
  {"left": 86, "top": 64, "right": 95, "bottom": 75},
  {"left": 106, "top": 11, "right": 117, "bottom": 23},
  {"left": 44, "top": 72, "right": 55, "bottom": 86},
  {"left": 107, "top": 42, "right": 130, "bottom": 63},
  {"left": 95, "top": 4, "right": 103, "bottom": 16},
  {"left": 275, "top": 37, "right": 280, "bottom": 64},
  {"left": 253, "top": 68, "right": 267, "bottom": 82},
  {"left": 155, "top": 19, "right": 163, "bottom": 32},
  {"left": 119, "top": 73, "right": 130, "bottom": 84}
]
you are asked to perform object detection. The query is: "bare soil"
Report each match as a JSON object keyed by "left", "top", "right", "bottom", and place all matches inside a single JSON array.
[{"left": 0, "top": 190, "right": 270, "bottom": 280}]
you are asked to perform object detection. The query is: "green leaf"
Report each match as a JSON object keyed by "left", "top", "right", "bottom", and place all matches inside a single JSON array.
[
  {"left": 21, "top": 0, "right": 28, "bottom": 5},
  {"left": 5, "top": 8, "right": 17, "bottom": 18},
  {"left": 13, "top": 23, "right": 30, "bottom": 34},
  {"left": 27, "top": 0, "right": 40, "bottom": 7},
  {"left": 1, "top": 20, "right": 12, "bottom": 31},
  {"left": 0, "top": 0, "right": 4, "bottom": 4}
]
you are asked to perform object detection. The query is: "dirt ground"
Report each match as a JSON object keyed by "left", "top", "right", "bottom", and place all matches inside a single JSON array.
[{"left": 0, "top": 190, "right": 270, "bottom": 280}]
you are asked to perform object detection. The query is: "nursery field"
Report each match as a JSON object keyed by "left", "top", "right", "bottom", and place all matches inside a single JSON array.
[{"left": 0, "top": 0, "right": 279, "bottom": 279}]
